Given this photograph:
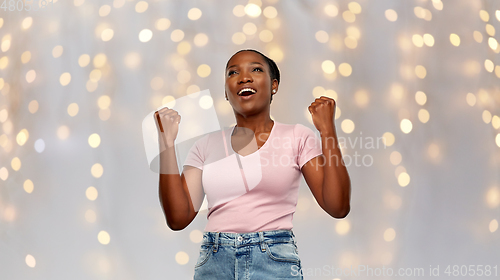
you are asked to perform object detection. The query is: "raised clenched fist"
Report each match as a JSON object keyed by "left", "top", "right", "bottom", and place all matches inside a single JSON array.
[
  {"left": 154, "top": 107, "right": 181, "bottom": 148},
  {"left": 308, "top": 96, "right": 336, "bottom": 133}
]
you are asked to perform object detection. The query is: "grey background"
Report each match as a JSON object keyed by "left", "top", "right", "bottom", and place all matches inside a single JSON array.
[{"left": 0, "top": 0, "right": 499, "bottom": 279}]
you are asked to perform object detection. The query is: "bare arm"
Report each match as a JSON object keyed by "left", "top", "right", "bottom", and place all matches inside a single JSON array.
[
  {"left": 303, "top": 96, "right": 351, "bottom": 218},
  {"left": 302, "top": 129, "right": 351, "bottom": 218},
  {"left": 155, "top": 110, "right": 204, "bottom": 231}
]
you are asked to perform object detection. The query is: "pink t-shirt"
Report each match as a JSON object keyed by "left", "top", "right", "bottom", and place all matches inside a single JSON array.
[{"left": 183, "top": 121, "right": 323, "bottom": 233}]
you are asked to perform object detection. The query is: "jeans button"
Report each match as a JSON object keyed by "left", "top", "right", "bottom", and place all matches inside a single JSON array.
[{"left": 237, "top": 236, "right": 243, "bottom": 241}]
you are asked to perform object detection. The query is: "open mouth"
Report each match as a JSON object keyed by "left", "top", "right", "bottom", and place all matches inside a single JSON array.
[{"left": 237, "top": 87, "right": 256, "bottom": 96}]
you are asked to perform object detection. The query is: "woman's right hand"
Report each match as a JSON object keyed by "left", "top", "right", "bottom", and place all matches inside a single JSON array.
[{"left": 154, "top": 107, "right": 181, "bottom": 147}]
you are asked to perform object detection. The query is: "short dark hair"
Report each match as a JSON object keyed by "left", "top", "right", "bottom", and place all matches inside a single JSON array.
[{"left": 226, "top": 49, "right": 280, "bottom": 104}]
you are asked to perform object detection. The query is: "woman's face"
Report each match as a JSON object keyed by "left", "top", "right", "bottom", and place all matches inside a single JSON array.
[{"left": 225, "top": 51, "right": 277, "bottom": 116}]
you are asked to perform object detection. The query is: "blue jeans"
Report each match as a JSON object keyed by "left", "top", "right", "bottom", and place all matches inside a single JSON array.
[{"left": 193, "top": 229, "right": 304, "bottom": 279}]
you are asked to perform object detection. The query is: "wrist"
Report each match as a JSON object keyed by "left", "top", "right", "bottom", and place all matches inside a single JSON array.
[
  {"left": 166, "top": 141, "right": 175, "bottom": 148},
  {"left": 319, "top": 129, "right": 336, "bottom": 137}
]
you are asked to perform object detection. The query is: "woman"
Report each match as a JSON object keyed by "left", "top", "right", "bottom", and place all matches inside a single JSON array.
[{"left": 155, "top": 49, "right": 351, "bottom": 279}]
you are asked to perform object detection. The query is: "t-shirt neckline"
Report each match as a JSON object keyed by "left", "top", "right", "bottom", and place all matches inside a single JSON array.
[{"left": 230, "top": 120, "right": 277, "bottom": 158}]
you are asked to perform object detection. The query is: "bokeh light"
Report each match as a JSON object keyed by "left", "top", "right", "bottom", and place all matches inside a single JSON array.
[
  {"left": 28, "top": 100, "right": 39, "bottom": 114},
  {"left": 384, "top": 228, "right": 396, "bottom": 242},
  {"left": 52, "top": 45, "right": 63, "bottom": 58},
  {"left": 25, "top": 254, "right": 36, "bottom": 268},
  {"left": 101, "top": 28, "right": 114, "bottom": 41},
  {"left": 59, "top": 72, "right": 71, "bottom": 86},
  {"left": 79, "top": 54, "right": 90, "bottom": 67},
  {"left": 91, "top": 163, "right": 104, "bottom": 178},
  {"left": 189, "top": 230, "right": 203, "bottom": 243},
  {"left": 322, "top": 60, "right": 335, "bottom": 74},
  {"left": 418, "top": 109, "right": 430, "bottom": 123},
  {"left": 156, "top": 18, "right": 171, "bottom": 31},
  {"left": 486, "top": 187, "right": 499, "bottom": 208},
  {"left": 197, "top": 64, "right": 211, "bottom": 78},
  {"left": 398, "top": 172, "right": 410, "bottom": 187},
  {"left": 188, "top": 8, "right": 202, "bottom": 20},
  {"left": 382, "top": 132, "right": 395, "bottom": 147},
  {"left": 98, "top": 95, "right": 111, "bottom": 109},
  {"left": 16, "top": 129, "right": 29, "bottom": 146},
  {"left": 99, "top": 5, "right": 111, "bottom": 17},
  {"left": 335, "top": 219, "right": 351, "bottom": 235},
  {"left": 24, "top": 179, "right": 34, "bottom": 193},
  {"left": 385, "top": 9, "right": 397, "bottom": 21},
  {"left": 490, "top": 219, "right": 498, "bottom": 233},
  {"left": 88, "top": 133, "right": 101, "bottom": 148},
  {"left": 0, "top": 167, "right": 8, "bottom": 181},
  {"left": 245, "top": 3, "right": 261, "bottom": 18},
  {"left": 450, "top": 33, "right": 460, "bottom": 46},
  {"left": 324, "top": 4, "right": 338, "bottom": 17},
  {"left": 67, "top": 103, "right": 79, "bottom": 117},
  {"left": 139, "top": 29, "right": 153, "bottom": 43},
  {"left": 341, "top": 119, "right": 355, "bottom": 134},
  {"left": 339, "top": 63, "right": 352, "bottom": 77},
  {"left": 390, "top": 151, "right": 402, "bottom": 165},
  {"left": 86, "top": 186, "right": 98, "bottom": 201},
  {"left": 415, "top": 91, "right": 427, "bottom": 105},
  {"left": 34, "top": 139, "right": 45, "bottom": 153},
  {"left": 98, "top": 231, "right": 110, "bottom": 245},
  {"left": 57, "top": 126, "right": 70, "bottom": 140},
  {"left": 400, "top": 119, "right": 412, "bottom": 134},
  {"left": 11, "top": 157, "right": 21, "bottom": 171},
  {"left": 263, "top": 6, "right": 278, "bottom": 18},
  {"left": 135, "top": 1, "right": 148, "bottom": 13},
  {"left": 354, "top": 90, "right": 369, "bottom": 108}
]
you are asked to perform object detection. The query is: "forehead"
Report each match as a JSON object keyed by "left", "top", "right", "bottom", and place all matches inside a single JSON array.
[{"left": 226, "top": 51, "right": 267, "bottom": 69}]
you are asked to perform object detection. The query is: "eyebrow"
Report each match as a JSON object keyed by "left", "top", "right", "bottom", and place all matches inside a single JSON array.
[{"left": 226, "top": 62, "right": 264, "bottom": 70}]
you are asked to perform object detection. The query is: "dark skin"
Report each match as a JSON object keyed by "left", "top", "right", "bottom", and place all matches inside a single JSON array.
[
  {"left": 224, "top": 51, "right": 278, "bottom": 150},
  {"left": 304, "top": 96, "right": 351, "bottom": 218},
  {"left": 225, "top": 51, "right": 351, "bottom": 218},
  {"left": 155, "top": 50, "right": 350, "bottom": 231}
]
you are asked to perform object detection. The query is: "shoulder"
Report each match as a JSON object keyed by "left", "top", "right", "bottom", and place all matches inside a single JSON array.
[
  {"left": 272, "top": 121, "right": 297, "bottom": 139},
  {"left": 274, "top": 121, "right": 309, "bottom": 132},
  {"left": 293, "top": 122, "right": 318, "bottom": 137},
  {"left": 189, "top": 129, "right": 217, "bottom": 151},
  {"left": 272, "top": 120, "right": 318, "bottom": 137},
  {"left": 193, "top": 125, "right": 234, "bottom": 148}
]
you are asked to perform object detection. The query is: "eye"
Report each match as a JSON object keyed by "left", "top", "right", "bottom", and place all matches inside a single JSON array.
[
  {"left": 228, "top": 70, "right": 236, "bottom": 76},
  {"left": 253, "top": 67, "right": 263, "bottom": 72}
]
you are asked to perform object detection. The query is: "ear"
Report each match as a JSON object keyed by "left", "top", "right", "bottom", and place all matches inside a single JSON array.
[{"left": 271, "top": 79, "right": 278, "bottom": 93}]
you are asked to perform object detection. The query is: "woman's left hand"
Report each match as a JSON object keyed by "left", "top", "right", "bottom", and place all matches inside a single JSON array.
[{"left": 308, "top": 96, "right": 336, "bottom": 133}]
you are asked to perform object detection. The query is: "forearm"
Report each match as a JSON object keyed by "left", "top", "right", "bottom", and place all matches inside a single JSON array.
[
  {"left": 158, "top": 143, "right": 193, "bottom": 230},
  {"left": 319, "top": 127, "right": 351, "bottom": 218}
]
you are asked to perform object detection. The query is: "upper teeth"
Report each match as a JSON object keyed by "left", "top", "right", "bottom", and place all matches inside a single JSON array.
[{"left": 238, "top": 88, "right": 256, "bottom": 95}]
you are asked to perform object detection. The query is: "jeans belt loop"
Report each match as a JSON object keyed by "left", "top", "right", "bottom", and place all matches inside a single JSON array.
[
  {"left": 258, "top": 231, "right": 266, "bottom": 252},
  {"left": 213, "top": 232, "right": 219, "bottom": 252}
]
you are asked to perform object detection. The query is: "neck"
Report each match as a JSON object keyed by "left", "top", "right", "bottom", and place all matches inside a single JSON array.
[{"left": 234, "top": 116, "right": 274, "bottom": 135}]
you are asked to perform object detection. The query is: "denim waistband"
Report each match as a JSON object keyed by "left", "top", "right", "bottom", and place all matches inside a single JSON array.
[{"left": 201, "top": 229, "right": 296, "bottom": 252}]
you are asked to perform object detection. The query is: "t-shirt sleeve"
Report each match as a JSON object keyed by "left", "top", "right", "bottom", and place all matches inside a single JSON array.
[
  {"left": 183, "top": 135, "right": 207, "bottom": 170},
  {"left": 295, "top": 124, "right": 323, "bottom": 169}
]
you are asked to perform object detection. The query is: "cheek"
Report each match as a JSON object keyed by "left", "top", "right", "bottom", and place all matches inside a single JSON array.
[{"left": 257, "top": 76, "right": 271, "bottom": 87}]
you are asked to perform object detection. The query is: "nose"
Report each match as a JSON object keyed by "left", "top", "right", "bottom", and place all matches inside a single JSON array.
[{"left": 238, "top": 69, "right": 253, "bottom": 84}]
